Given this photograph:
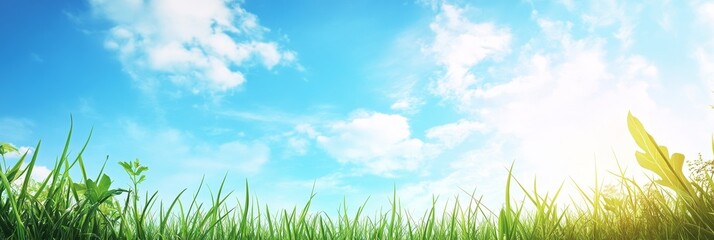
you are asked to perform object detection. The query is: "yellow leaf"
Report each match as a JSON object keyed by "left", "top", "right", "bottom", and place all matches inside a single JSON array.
[{"left": 627, "top": 112, "right": 693, "bottom": 196}]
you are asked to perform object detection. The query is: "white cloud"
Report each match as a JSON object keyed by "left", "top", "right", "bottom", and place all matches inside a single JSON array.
[
  {"left": 426, "top": 3, "right": 511, "bottom": 107},
  {"left": 426, "top": 119, "right": 487, "bottom": 148},
  {"left": 90, "top": 0, "right": 296, "bottom": 93},
  {"left": 316, "top": 111, "right": 427, "bottom": 176}
]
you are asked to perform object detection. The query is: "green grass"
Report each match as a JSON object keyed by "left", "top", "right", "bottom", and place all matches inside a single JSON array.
[{"left": 0, "top": 112, "right": 713, "bottom": 239}]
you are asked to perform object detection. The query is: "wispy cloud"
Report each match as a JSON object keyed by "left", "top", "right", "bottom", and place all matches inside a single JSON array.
[
  {"left": 389, "top": 78, "right": 425, "bottom": 114},
  {"left": 425, "top": 119, "right": 487, "bottom": 149},
  {"left": 30, "top": 53, "right": 44, "bottom": 63},
  {"left": 281, "top": 124, "right": 318, "bottom": 157},
  {"left": 579, "top": 0, "right": 638, "bottom": 48},
  {"left": 120, "top": 119, "right": 270, "bottom": 174},
  {"left": 398, "top": 141, "right": 505, "bottom": 212},
  {"left": 373, "top": 27, "right": 434, "bottom": 114},
  {"left": 185, "top": 140, "right": 270, "bottom": 174},
  {"left": 90, "top": 0, "right": 297, "bottom": 93},
  {"left": 695, "top": 1, "right": 714, "bottom": 91},
  {"left": 0, "top": 118, "right": 34, "bottom": 143}
]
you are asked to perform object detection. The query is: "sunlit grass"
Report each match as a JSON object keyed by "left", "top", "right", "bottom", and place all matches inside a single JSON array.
[{"left": 0, "top": 112, "right": 712, "bottom": 239}]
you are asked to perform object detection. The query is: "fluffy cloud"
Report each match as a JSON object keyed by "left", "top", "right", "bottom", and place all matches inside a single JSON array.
[
  {"left": 90, "top": 0, "right": 296, "bottom": 93},
  {"left": 316, "top": 111, "right": 427, "bottom": 176},
  {"left": 426, "top": 3, "right": 511, "bottom": 107}
]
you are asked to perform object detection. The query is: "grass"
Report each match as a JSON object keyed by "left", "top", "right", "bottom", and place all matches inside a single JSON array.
[{"left": 0, "top": 112, "right": 713, "bottom": 239}]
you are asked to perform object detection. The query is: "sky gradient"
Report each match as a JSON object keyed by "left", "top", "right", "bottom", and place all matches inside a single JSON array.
[{"left": 2, "top": 0, "right": 714, "bottom": 213}]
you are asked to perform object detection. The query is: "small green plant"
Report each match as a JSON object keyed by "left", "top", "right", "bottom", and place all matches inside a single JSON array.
[
  {"left": 0, "top": 143, "right": 19, "bottom": 171},
  {"left": 688, "top": 154, "right": 714, "bottom": 194},
  {"left": 118, "top": 158, "right": 152, "bottom": 239},
  {"left": 119, "top": 158, "right": 148, "bottom": 202}
]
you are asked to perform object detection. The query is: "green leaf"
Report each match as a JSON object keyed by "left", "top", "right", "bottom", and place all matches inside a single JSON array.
[
  {"left": 6, "top": 157, "right": 27, "bottom": 182},
  {"left": 498, "top": 208, "right": 510, "bottom": 239},
  {"left": 137, "top": 175, "right": 146, "bottom": 185},
  {"left": 119, "top": 161, "right": 133, "bottom": 174},
  {"left": 98, "top": 174, "right": 112, "bottom": 193},
  {"left": 86, "top": 178, "right": 99, "bottom": 202},
  {"left": 0, "top": 142, "right": 18, "bottom": 155},
  {"left": 72, "top": 182, "right": 86, "bottom": 190},
  {"left": 136, "top": 166, "right": 148, "bottom": 175}
]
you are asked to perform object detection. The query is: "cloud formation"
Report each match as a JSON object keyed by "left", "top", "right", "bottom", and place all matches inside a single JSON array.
[
  {"left": 426, "top": 3, "right": 511, "bottom": 106},
  {"left": 316, "top": 111, "right": 428, "bottom": 176},
  {"left": 90, "top": 0, "right": 296, "bottom": 93}
]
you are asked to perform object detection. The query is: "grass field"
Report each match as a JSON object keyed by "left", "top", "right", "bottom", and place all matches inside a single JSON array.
[{"left": 0, "top": 112, "right": 712, "bottom": 239}]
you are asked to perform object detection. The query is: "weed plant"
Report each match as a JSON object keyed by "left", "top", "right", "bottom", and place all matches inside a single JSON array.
[{"left": 0, "top": 112, "right": 712, "bottom": 239}]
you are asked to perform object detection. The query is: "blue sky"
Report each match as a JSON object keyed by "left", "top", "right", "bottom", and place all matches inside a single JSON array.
[{"left": 2, "top": 0, "right": 714, "bottom": 213}]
